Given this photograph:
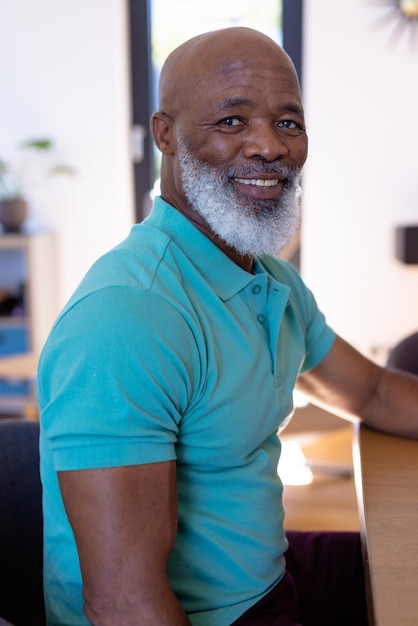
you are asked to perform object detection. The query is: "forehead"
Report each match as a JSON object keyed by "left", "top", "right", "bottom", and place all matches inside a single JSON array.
[{"left": 188, "top": 59, "right": 303, "bottom": 117}]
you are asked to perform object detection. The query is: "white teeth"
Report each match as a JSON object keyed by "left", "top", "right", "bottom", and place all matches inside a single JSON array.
[{"left": 235, "top": 178, "right": 279, "bottom": 187}]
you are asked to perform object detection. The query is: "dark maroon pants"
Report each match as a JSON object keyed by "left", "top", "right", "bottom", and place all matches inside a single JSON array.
[{"left": 232, "top": 531, "right": 368, "bottom": 626}]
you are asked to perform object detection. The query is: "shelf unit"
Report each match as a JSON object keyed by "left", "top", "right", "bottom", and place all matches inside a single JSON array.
[{"left": 0, "top": 231, "right": 57, "bottom": 411}]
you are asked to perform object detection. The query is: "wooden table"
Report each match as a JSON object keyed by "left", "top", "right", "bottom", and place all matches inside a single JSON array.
[
  {"left": 283, "top": 425, "right": 359, "bottom": 532},
  {"left": 353, "top": 424, "right": 418, "bottom": 626}
]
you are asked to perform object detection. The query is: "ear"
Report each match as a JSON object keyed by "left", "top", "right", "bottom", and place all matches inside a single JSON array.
[{"left": 150, "top": 112, "right": 176, "bottom": 155}]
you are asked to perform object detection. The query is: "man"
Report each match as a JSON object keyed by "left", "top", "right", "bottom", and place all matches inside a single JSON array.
[{"left": 38, "top": 27, "right": 418, "bottom": 626}]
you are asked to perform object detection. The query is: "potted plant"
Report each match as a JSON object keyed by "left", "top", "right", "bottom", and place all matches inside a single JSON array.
[{"left": 0, "top": 138, "right": 74, "bottom": 232}]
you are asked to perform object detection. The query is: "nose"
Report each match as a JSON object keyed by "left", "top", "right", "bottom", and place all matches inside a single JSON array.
[{"left": 242, "top": 122, "right": 289, "bottom": 162}]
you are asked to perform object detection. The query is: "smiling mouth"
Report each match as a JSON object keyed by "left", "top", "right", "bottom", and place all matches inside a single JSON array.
[{"left": 235, "top": 178, "right": 280, "bottom": 188}]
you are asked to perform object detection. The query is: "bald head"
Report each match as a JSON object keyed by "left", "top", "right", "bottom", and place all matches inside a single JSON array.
[
  {"left": 151, "top": 26, "right": 307, "bottom": 247},
  {"left": 158, "top": 27, "right": 299, "bottom": 116}
]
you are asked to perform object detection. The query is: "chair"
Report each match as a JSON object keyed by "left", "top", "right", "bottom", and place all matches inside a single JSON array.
[
  {"left": 386, "top": 331, "right": 418, "bottom": 375},
  {"left": 0, "top": 419, "right": 45, "bottom": 626}
]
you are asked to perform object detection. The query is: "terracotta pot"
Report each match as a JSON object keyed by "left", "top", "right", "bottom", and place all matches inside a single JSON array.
[{"left": 0, "top": 198, "right": 28, "bottom": 232}]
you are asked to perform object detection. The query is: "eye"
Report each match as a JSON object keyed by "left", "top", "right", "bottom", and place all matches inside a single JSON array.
[
  {"left": 218, "top": 116, "right": 243, "bottom": 127},
  {"left": 278, "top": 119, "right": 304, "bottom": 131}
]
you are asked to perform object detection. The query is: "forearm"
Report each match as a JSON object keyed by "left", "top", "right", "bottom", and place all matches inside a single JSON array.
[
  {"left": 361, "top": 367, "right": 418, "bottom": 439},
  {"left": 297, "top": 335, "right": 418, "bottom": 440}
]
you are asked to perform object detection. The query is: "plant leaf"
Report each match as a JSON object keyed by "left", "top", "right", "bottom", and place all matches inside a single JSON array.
[
  {"left": 20, "top": 138, "right": 53, "bottom": 151},
  {"left": 48, "top": 165, "right": 76, "bottom": 176}
]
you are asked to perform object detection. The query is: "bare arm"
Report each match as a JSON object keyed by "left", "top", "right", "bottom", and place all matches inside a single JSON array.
[
  {"left": 58, "top": 461, "right": 191, "bottom": 626},
  {"left": 297, "top": 334, "right": 418, "bottom": 439}
]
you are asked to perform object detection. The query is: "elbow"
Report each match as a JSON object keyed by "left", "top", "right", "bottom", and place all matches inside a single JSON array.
[{"left": 83, "top": 592, "right": 114, "bottom": 626}]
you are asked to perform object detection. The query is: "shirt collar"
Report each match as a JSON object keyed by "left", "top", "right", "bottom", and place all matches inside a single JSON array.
[{"left": 143, "top": 197, "right": 259, "bottom": 301}]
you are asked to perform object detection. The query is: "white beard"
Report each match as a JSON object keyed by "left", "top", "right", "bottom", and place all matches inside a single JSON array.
[{"left": 177, "top": 139, "right": 302, "bottom": 258}]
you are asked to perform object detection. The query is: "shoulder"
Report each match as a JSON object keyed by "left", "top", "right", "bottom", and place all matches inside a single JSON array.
[{"left": 67, "top": 225, "right": 172, "bottom": 304}]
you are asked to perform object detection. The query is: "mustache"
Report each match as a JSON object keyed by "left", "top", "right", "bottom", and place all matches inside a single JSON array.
[
  {"left": 224, "top": 162, "right": 301, "bottom": 191},
  {"left": 227, "top": 162, "right": 296, "bottom": 178},
  {"left": 177, "top": 138, "right": 300, "bottom": 184}
]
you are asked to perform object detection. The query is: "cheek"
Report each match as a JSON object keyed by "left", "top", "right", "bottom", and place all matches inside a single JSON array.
[
  {"left": 188, "top": 133, "right": 240, "bottom": 166},
  {"left": 291, "top": 136, "right": 308, "bottom": 168}
]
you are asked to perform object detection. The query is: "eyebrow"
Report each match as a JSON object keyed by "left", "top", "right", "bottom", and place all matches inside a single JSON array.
[
  {"left": 215, "top": 97, "right": 252, "bottom": 112},
  {"left": 214, "top": 97, "right": 304, "bottom": 117},
  {"left": 280, "top": 102, "right": 304, "bottom": 117}
]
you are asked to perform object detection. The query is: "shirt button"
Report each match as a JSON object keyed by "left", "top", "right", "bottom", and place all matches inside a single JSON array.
[
  {"left": 252, "top": 285, "right": 262, "bottom": 294},
  {"left": 257, "top": 314, "right": 265, "bottom": 324}
]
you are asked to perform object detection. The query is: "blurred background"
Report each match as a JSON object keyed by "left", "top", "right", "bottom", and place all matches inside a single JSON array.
[{"left": 1, "top": 0, "right": 417, "bottom": 360}]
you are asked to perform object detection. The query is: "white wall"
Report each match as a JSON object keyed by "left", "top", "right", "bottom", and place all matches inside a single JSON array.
[
  {"left": 0, "top": 0, "right": 134, "bottom": 315},
  {"left": 1, "top": 0, "right": 417, "bottom": 358},
  {"left": 301, "top": 0, "right": 418, "bottom": 359}
]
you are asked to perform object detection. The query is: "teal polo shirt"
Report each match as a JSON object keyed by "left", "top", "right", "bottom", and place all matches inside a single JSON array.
[{"left": 39, "top": 197, "right": 335, "bottom": 626}]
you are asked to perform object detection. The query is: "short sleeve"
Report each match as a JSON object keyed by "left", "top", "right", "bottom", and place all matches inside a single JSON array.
[{"left": 38, "top": 287, "right": 199, "bottom": 471}]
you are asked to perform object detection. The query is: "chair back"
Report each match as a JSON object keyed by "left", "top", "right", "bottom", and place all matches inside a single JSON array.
[
  {"left": 386, "top": 331, "right": 418, "bottom": 375},
  {"left": 0, "top": 419, "right": 45, "bottom": 626}
]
